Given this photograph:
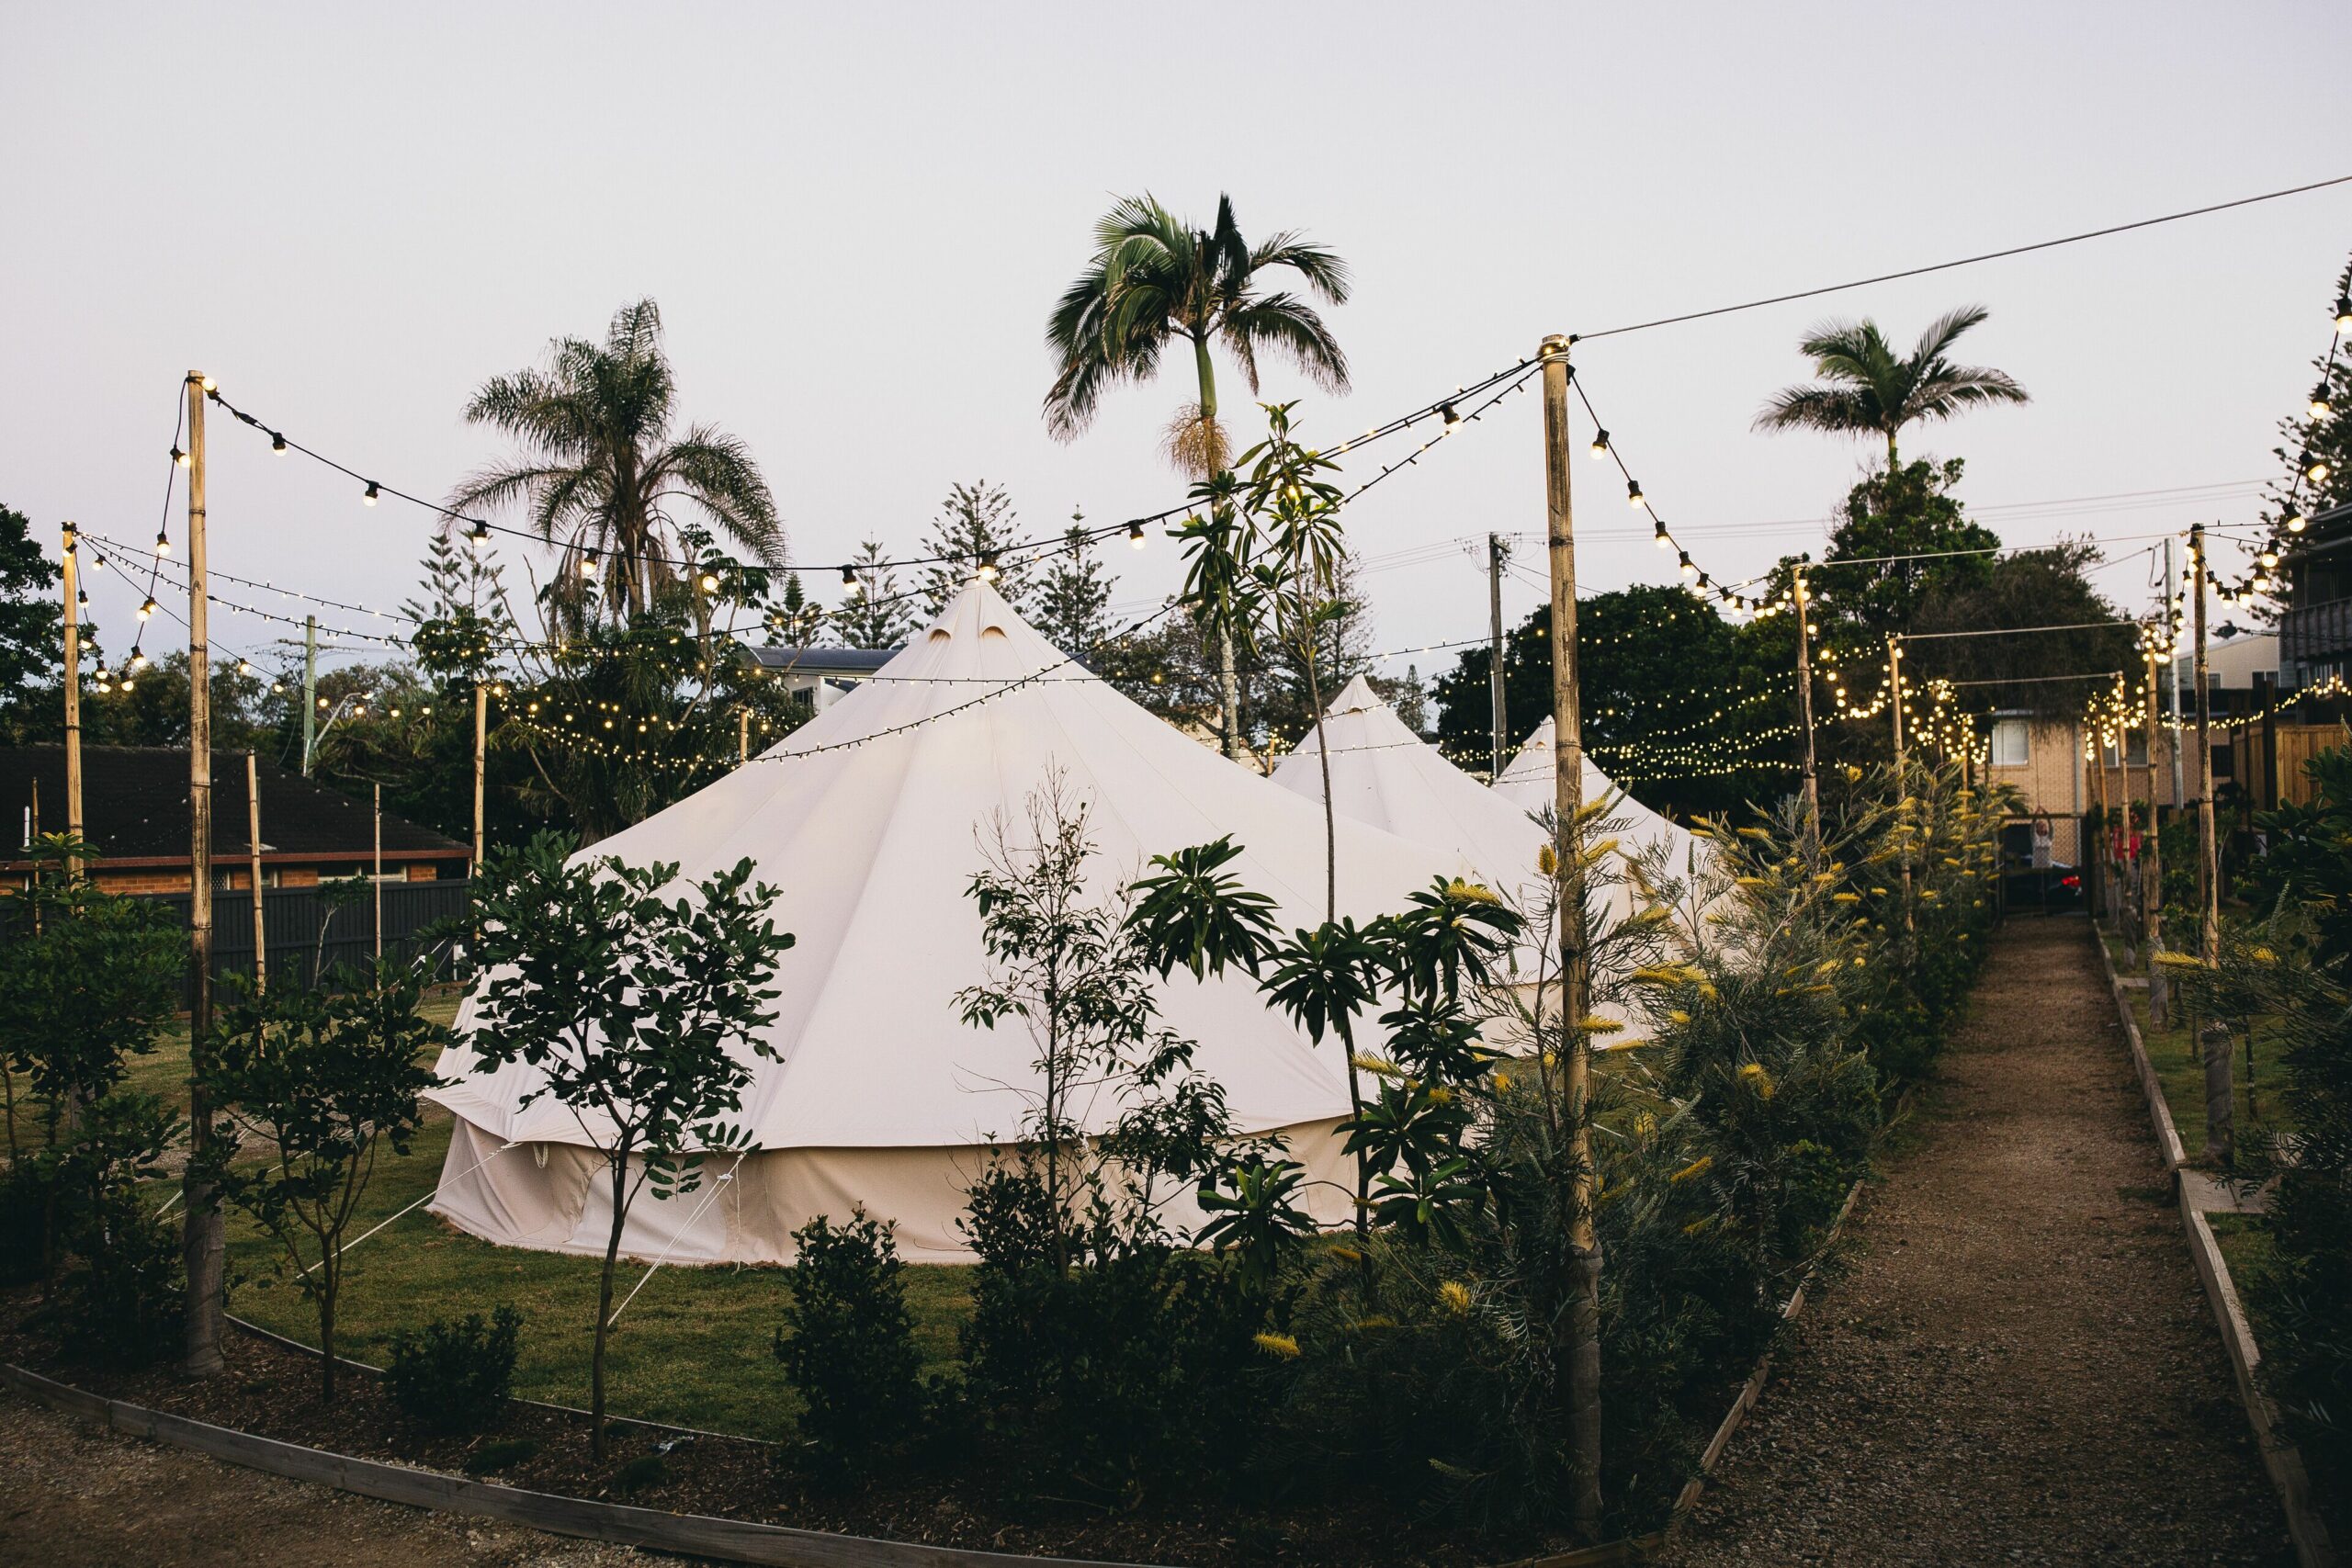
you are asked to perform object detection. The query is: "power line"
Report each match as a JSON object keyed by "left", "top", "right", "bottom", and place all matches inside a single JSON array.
[{"left": 1574, "top": 173, "right": 2352, "bottom": 340}]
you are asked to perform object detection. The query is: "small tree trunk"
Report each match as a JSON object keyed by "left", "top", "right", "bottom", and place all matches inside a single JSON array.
[
  {"left": 1218, "top": 622, "right": 1241, "bottom": 761},
  {"left": 2200, "top": 1019, "right": 2233, "bottom": 1166},
  {"left": 592, "top": 1160, "right": 628, "bottom": 1460},
  {"left": 318, "top": 1276, "right": 337, "bottom": 1404}
]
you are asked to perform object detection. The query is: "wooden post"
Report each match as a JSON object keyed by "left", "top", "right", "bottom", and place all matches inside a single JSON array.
[
  {"left": 60, "top": 524, "right": 84, "bottom": 851},
  {"left": 181, "top": 370, "right": 224, "bottom": 1378},
  {"left": 1792, "top": 566, "right": 1822, "bottom": 862},
  {"left": 2257, "top": 670, "right": 2278, "bottom": 811},
  {"left": 1487, "top": 532, "right": 1509, "bottom": 780},
  {"left": 2201, "top": 1018, "right": 2234, "bottom": 1165},
  {"left": 2092, "top": 724, "right": 2111, "bottom": 926},
  {"left": 245, "top": 752, "right": 266, "bottom": 994},
  {"left": 738, "top": 705, "right": 751, "bottom": 765},
  {"left": 1539, "top": 333, "right": 1602, "bottom": 1539},
  {"left": 2192, "top": 524, "right": 2219, "bottom": 969},
  {"left": 373, "top": 784, "right": 384, "bottom": 962},
  {"left": 472, "top": 680, "right": 488, "bottom": 875},
  {"left": 2143, "top": 640, "right": 2168, "bottom": 1024}
]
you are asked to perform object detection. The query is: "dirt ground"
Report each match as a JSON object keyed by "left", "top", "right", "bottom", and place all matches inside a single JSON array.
[
  {"left": 1662, "top": 918, "right": 2294, "bottom": 1567},
  {"left": 0, "top": 1386, "right": 669, "bottom": 1568}
]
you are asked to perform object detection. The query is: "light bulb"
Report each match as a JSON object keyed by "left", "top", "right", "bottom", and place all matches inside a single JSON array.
[
  {"left": 137, "top": 598, "right": 154, "bottom": 619},
  {"left": 1129, "top": 522, "right": 1148, "bottom": 549},
  {"left": 2313, "top": 387, "right": 2334, "bottom": 420},
  {"left": 199, "top": 375, "right": 216, "bottom": 392},
  {"left": 363, "top": 481, "right": 380, "bottom": 505},
  {"left": 1440, "top": 401, "right": 1463, "bottom": 429},
  {"left": 171, "top": 446, "right": 188, "bottom": 468},
  {"left": 1626, "top": 479, "right": 1644, "bottom": 508},
  {"left": 1652, "top": 521, "right": 1669, "bottom": 548},
  {"left": 89, "top": 554, "right": 105, "bottom": 572},
  {"left": 841, "top": 563, "right": 859, "bottom": 585},
  {"left": 699, "top": 571, "right": 719, "bottom": 593},
  {"left": 2336, "top": 296, "right": 2352, "bottom": 333},
  {"left": 155, "top": 531, "right": 171, "bottom": 557},
  {"left": 2260, "top": 548, "right": 2278, "bottom": 569},
  {"left": 1678, "top": 551, "right": 1695, "bottom": 578},
  {"left": 2308, "top": 457, "right": 2332, "bottom": 484},
  {"left": 579, "top": 555, "right": 596, "bottom": 579},
  {"left": 2288, "top": 510, "right": 2308, "bottom": 534},
  {"left": 272, "top": 432, "right": 288, "bottom": 454},
  {"left": 237, "top": 659, "right": 253, "bottom": 675},
  {"left": 1589, "top": 430, "right": 1610, "bottom": 458}
]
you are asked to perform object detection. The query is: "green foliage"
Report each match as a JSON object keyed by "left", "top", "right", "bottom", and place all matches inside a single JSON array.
[
  {"left": 198, "top": 956, "right": 446, "bottom": 1401},
  {"left": 386, "top": 1305, "right": 524, "bottom": 1436},
  {"left": 1033, "top": 519, "right": 1114, "bottom": 662},
  {"left": 463, "top": 1437, "right": 542, "bottom": 1474},
  {"left": 833, "top": 539, "right": 914, "bottom": 649},
  {"left": 0, "top": 502, "right": 65, "bottom": 743},
  {"left": 1754, "top": 305, "right": 2029, "bottom": 463},
  {"left": 53, "top": 1151, "right": 185, "bottom": 1366},
  {"left": 954, "top": 1165, "right": 1269, "bottom": 1506},
  {"left": 461, "top": 830, "right": 794, "bottom": 1454},
  {"left": 920, "top": 481, "right": 1030, "bottom": 618},
  {"left": 773, "top": 1210, "right": 926, "bottom": 1474}
]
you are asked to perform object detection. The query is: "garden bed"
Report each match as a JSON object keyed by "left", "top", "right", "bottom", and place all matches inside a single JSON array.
[{"left": 0, "top": 1289, "right": 1580, "bottom": 1568}]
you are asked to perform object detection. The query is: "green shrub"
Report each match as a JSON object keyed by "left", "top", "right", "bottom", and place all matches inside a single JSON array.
[
  {"left": 772, "top": 1209, "right": 924, "bottom": 1472},
  {"left": 956, "top": 1164, "right": 1270, "bottom": 1504},
  {"left": 610, "top": 1453, "right": 668, "bottom": 1494},
  {"left": 385, "top": 1305, "right": 522, "bottom": 1435},
  {"left": 0, "top": 1164, "right": 49, "bottom": 1287},
  {"left": 56, "top": 1190, "right": 183, "bottom": 1365}
]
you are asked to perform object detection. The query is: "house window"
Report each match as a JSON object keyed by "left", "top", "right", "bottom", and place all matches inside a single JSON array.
[
  {"left": 2102, "top": 731, "right": 2149, "bottom": 768},
  {"left": 1989, "top": 719, "right": 2030, "bottom": 768}
]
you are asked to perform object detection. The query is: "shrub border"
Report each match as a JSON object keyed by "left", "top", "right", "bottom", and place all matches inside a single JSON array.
[
  {"left": 6, "top": 1179, "right": 1869, "bottom": 1568},
  {"left": 2092, "top": 930, "right": 2337, "bottom": 1568}
]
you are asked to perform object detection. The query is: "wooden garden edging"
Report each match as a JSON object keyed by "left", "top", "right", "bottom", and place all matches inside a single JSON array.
[
  {"left": 0, "top": 1359, "right": 1161, "bottom": 1568},
  {"left": 2091, "top": 931, "right": 2337, "bottom": 1568}
]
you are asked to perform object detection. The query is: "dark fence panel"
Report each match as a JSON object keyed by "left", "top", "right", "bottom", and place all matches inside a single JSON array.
[{"left": 139, "top": 880, "right": 471, "bottom": 1007}]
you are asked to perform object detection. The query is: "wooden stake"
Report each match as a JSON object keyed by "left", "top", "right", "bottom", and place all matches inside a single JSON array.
[
  {"left": 1539, "top": 333, "right": 1602, "bottom": 1538},
  {"left": 1889, "top": 635, "right": 1913, "bottom": 934},
  {"left": 373, "top": 783, "right": 384, "bottom": 962},
  {"left": 181, "top": 370, "right": 224, "bottom": 1378},
  {"left": 738, "top": 705, "right": 751, "bottom": 764},
  {"left": 246, "top": 752, "right": 266, "bottom": 994},
  {"left": 2143, "top": 641, "right": 2168, "bottom": 1024},
  {"left": 60, "top": 524, "right": 83, "bottom": 851}
]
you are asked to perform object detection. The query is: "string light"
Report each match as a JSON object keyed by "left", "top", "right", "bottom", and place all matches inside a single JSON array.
[
  {"left": 1625, "top": 479, "right": 1645, "bottom": 508},
  {"left": 271, "top": 431, "right": 288, "bottom": 454},
  {"left": 154, "top": 528, "right": 171, "bottom": 557},
  {"left": 1589, "top": 429, "right": 1610, "bottom": 458},
  {"left": 137, "top": 597, "right": 155, "bottom": 620},
  {"left": 171, "top": 446, "right": 188, "bottom": 468},
  {"left": 363, "top": 481, "right": 381, "bottom": 506},
  {"left": 1129, "top": 522, "right": 1148, "bottom": 549}
]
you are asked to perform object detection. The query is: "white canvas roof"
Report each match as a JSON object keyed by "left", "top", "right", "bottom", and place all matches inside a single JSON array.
[
  {"left": 428, "top": 584, "right": 1467, "bottom": 1156},
  {"left": 1492, "top": 715, "right": 1705, "bottom": 884}
]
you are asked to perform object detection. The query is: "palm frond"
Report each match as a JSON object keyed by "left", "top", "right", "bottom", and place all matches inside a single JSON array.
[
  {"left": 1908, "top": 303, "right": 1993, "bottom": 367},
  {"left": 1247, "top": 230, "right": 1352, "bottom": 303},
  {"left": 1752, "top": 386, "right": 1882, "bottom": 439},
  {"left": 1221, "top": 295, "right": 1349, "bottom": 394}
]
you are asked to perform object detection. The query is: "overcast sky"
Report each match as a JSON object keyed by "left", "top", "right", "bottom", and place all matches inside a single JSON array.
[{"left": 5, "top": 3, "right": 2348, "bottom": 686}]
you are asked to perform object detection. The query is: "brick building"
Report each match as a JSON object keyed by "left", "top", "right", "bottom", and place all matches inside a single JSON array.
[{"left": 0, "top": 745, "right": 470, "bottom": 894}]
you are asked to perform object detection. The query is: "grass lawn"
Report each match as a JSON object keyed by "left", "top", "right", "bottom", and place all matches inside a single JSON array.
[
  {"left": 2204, "top": 1210, "right": 2276, "bottom": 1292},
  {"left": 18, "top": 995, "right": 973, "bottom": 1443},
  {"left": 2125, "top": 988, "right": 2294, "bottom": 1165}
]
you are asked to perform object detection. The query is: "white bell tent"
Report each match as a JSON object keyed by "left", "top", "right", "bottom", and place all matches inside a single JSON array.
[
  {"left": 426, "top": 584, "right": 1465, "bottom": 1265},
  {"left": 1491, "top": 714, "right": 1706, "bottom": 884}
]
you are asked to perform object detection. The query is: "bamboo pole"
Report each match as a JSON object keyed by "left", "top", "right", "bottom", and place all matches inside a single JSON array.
[
  {"left": 1889, "top": 635, "right": 1913, "bottom": 935},
  {"left": 1792, "top": 567, "right": 1821, "bottom": 863},
  {"left": 246, "top": 752, "right": 266, "bottom": 994},
  {"left": 60, "top": 524, "right": 83, "bottom": 850},
  {"left": 472, "top": 680, "right": 487, "bottom": 876},
  {"left": 2143, "top": 640, "right": 2168, "bottom": 1024},
  {"left": 1539, "top": 333, "right": 1602, "bottom": 1538},
  {"left": 738, "top": 706, "right": 751, "bottom": 764},
  {"left": 181, "top": 370, "right": 224, "bottom": 1378},
  {"left": 373, "top": 784, "right": 384, "bottom": 962},
  {"left": 2192, "top": 525, "right": 2219, "bottom": 967}
]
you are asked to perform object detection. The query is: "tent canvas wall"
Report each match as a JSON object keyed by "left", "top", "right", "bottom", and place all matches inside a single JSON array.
[
  {"left": 1492, "top": 715, "right": 1707, "bottom": 886},
  {"left": 427, "top": 584, "right": 1468, "bottom": 1265}
]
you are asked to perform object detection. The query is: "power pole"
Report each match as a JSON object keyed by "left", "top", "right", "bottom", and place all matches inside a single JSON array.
[
  {"left": 181, "top": 370, "right": 223, "bottom": 1378},
  {"left": 300, "top": 615, "right": 319, "bottom": 775},
  {"left": 1538, "top": 333, "right": 1602, "bottom": 1539},
  {"left": 1487, "top": 532, "right": 1509, "bottom": 779},
  {"left": 60, "top": 523, "right": 84, "bottom": 848},
  {"left": 2191, "top": 525, "right": 2219, "bottom": 966},
  {"left": 1792, "top": 565, "right": 1822, "bottom": 861},
  {"left": 245, "top": 752, "right": 266, "bottom": 994}
]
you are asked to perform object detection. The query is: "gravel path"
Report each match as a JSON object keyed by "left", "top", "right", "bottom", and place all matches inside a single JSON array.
[
  {"left": 0, "top": 1385, "right": 668, "bottom": 1568},
  {"left": 1662, "top": 918, "right": 2292, "bottom": 1567}
]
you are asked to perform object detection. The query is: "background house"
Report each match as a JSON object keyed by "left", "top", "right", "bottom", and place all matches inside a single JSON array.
[{"left": 0, "top": 744, "right": 469, "bottom": 893}]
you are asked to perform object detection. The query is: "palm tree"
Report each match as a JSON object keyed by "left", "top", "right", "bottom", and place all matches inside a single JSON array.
[
  {"left": 1755, "top": 305, "right": 2029, "bottom": 466},
  {"left": 452, "top": 299, "right": 783, "bottom": 622},
  {"left": 1045, "top": 194, "right": 1351, "bottom": 755}
]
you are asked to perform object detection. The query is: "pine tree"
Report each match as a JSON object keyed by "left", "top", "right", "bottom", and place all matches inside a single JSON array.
[
  {"left": 920, "top": 481, "right": 1030, "bottom": 617},
  {"left": 404, "top": 524, "right": 518, "bottom": 686},
  {"left": 1033, "top": 513, "right": 1114, "bottom": 661},
  {"left": 835, "top": 540, "right": 914, "bottom": 649},
  {"left": 770, "top": 571, "right": 826, "bottom": 647}
]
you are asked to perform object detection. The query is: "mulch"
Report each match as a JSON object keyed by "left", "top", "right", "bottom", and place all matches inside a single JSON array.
[{"left": 1659, "top": 918, "right": 2297, "bottom": 1567}]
